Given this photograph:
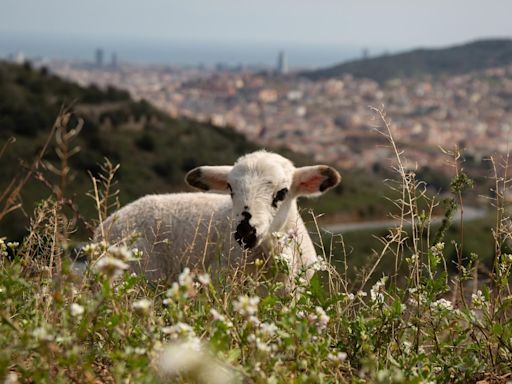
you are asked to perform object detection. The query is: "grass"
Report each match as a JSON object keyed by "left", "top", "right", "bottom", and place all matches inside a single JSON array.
[{"left": 1, "top": 108, "right": 512, "bottom": 383}]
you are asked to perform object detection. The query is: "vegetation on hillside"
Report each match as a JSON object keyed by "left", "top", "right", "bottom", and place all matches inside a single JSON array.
[
  {"left": 0, "top": 61, "right": 393, "bottom": 240},
  {"left": 304, "top": 39, "right": 512, "bottom": 83},
  {"left": 1, "top": 108, "right": 511, "bottom": 383}
]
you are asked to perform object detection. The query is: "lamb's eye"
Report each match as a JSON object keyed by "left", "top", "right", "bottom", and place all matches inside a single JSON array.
[
  {"left": 272, "top": 188, "right": 288, "bottom": 208},
  {"left": 227, "top": 183, "right": 234, "bottom": 197}
]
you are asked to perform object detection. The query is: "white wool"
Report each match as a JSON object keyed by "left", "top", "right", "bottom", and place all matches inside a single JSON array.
[{"left": 94, "top": 150, "right": 340, "bottom": 286}]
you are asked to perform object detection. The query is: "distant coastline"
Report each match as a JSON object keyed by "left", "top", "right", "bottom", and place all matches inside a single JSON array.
[{"left": 0, "top": 32, "right": 390, "bottom": 69}]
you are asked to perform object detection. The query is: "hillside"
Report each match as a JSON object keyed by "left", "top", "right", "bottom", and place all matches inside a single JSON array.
[
  {"left": 304, "top": 38, "right": 512, "bottom": 82},
  {"left": 0, "top": 61, "right": 392, "bottom": 239}
]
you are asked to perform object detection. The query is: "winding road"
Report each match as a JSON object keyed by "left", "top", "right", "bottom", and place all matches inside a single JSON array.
[{"left": 321, "top": 206, "right": 487, "bottom": 234}]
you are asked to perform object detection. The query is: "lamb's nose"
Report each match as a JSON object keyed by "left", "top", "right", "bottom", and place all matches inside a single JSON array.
[{"left": 235, "top": 211, "right": 257, "bottom": 249}]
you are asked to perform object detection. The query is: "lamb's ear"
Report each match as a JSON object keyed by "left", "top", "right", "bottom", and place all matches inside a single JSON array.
[
  {"left": 185, "top": 166, "right": 233, "bottom": 192},
  {"left": 292, "top": 166, "right": 341, "bottom": 197}
]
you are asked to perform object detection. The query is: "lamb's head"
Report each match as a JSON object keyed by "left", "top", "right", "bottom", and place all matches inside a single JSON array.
[{"left": 185, "top": 151, "right": 341, "bottom": 250}]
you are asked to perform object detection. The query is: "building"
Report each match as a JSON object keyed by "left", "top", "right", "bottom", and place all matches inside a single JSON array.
[
  {"left": 95, "top": 48, "right": 104, "bottom": 67},
  {"left": 277, "top": 50, "right": 288, "bottom": 75}
]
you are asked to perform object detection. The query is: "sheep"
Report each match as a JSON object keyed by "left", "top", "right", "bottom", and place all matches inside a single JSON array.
[{"left": 95, "top": 150, "right": 341, "bottom": 285}]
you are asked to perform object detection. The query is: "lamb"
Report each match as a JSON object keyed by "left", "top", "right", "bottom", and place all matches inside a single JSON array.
[{"left": 95, "top": 150, "right": 341, "bottom": 285}]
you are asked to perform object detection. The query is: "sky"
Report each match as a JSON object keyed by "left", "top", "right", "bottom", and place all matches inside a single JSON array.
[{"left": 1, "top": 0, "right": 512, "bottom": 68}]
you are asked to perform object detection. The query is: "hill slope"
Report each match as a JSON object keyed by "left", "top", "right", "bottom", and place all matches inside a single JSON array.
[
  {"left": 304, "top": 38, "right": 512, "bottom": 82},
  {"left": 0, "top": 61, "right": 395, "bottom": 239},
  {"left": 0, "top": 61, "right": 261, "bottom": 238}
]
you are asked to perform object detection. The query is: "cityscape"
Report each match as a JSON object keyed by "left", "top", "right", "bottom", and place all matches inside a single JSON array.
[{"left": 34, "top": 48, "right": 512, "bottom": 175}]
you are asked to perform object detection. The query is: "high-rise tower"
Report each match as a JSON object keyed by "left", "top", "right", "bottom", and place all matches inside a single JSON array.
[{"left": 277, "top": 50, "right": 288, "bottom": 75}]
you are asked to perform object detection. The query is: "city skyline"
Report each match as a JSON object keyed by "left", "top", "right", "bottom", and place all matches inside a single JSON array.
[{"left": 1, "top": 0, "right": 512, "bottom": 68}]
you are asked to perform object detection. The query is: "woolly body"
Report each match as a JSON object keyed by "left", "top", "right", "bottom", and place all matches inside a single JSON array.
[{"left": 96, "top": 151, "right": 341, "bottom": 283}]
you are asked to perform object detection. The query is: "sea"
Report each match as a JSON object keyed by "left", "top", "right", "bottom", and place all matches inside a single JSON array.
[{"left": 0, "top": 32, "right": 390, "bottom": 70}]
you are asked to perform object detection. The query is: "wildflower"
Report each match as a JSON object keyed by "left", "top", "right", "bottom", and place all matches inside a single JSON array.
[
  {"left": 259, "top": 322, "right": 278, "bottom": 338},
  {"left": 4, "top": 371, "right": 19, "bottom": 384},
  {"left": 314, "top": 306, "right": 330, "bottom": 332},
  {"left": 357, "top": 290, "right": 368, "bottom": 298},
  {"left": 178, "top": 267, "right": 193, "bottom": 287},
  {"left": 431, "top": 298, "right": 453, "bottom": 312},
  {"left": 233, "top": 295, "right": 259, "bottom": 317},
  {"left": 32, "top": 327, "right": 53, "bottom": 342},
  {"left": 166, "top": 282, "right": 181, "bottom": 299},
  {"left": 247, "top": 315, "right": 260, "bottom": 327},
  {"left": 125, "top": 346, "right": 146, "bottom": 355},
  {"left": 370, "top": 276, "right": 388, "bottom": 304},
  {"left": 406, "top": 253, "right": 419, "bottom": 264},
  {"left": 197, "top": 273, "right": 211, "bottom": 285},
  {"left": 107, "top": 245, "right": 133, "bottom": 261},
  {"left": 432, "top": 242, "right": 445, "bottom": 255},
  {"left": 312, "top": 258, "right": 330, "bottom": 272},
  {"left": 162, "top": 322, "right": 195, "bottom": 340},
  {"left": 0, "top": 239, "right": 7, "bottom": 257},
  {"left": 210, "top": 308, "right": 226, "bottom": 322},
  {"left": 328, "top": 352, "right": 347, "bottom": 362},
  {"left": 6, "top": 241, "right": 19, "bottom": 249},
  {"left": 308, "top": 306, "right": 330, "bottom": 333},
  {"left": 82, "top": 243, "right": 99, "bottom": 255},
  {"left": 156, "top": 340, "right": 236, "bottom": 384},
  {"left": 471, "top": 290, "right": 486, "bottom": 308},
  {"left": 70, "top": 303, "right": 84, "bottom": 317},
  {"left": 132, "top": 298, "right": 152, "bottom": 315},
  {"left": 93, "top": 256, "right": 129, "bottom": 278}
]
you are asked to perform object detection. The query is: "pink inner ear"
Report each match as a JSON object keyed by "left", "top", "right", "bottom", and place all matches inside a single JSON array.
[
  {"left": 209, "top": 176, "right": 227, "bottom": 190},
  {"left": 300, "top": 174, "right": 323, "bottom": 193}
]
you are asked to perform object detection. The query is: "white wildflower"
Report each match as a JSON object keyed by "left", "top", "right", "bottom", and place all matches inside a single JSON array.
[
  {"left": 93, "top": 256, "right": 129, "bottom": 278},
  {"left": 259, "top": 322, "right": 278, "bottom": 338},
  {"left": 432, "top": 242, "right": 445, "bottom": 255},
  {"left": 197, "top": 273, "right": 211, "bottom": 285},
  {"left": 431, "top": 298, "right": 453, "bottom": 312},
  {"left": 70, "top": 303, "right": 84, "bottom": 317},
  {"left": 32, "top": 327, "right": 53, "bottom": 342},
  {"left": 0, "top": 239, "right": 7, "bottom": 257},
  {"left": 233, "top": 295, "right": 260, "bottom": 317},
  {"left": 328, "top": 352, "right": 347, "bottom": 362},
  {"left": 370, "top": 276, "right": 388, "bottom": 304},
  {"left": 471, "top": 290, "right": 486, "bottom": 308},
  {"left": 162, "top": 322, "right": 195, "bottom": 340},
  {"left": 357, "top": 291, "right": 368, "bottom": 298},
  {"left": 157, "top": 340, "right": 236, "bottom": 384},
  {"left": 315, "top": 306, "right": 330, "bottom": 332},
  {"left": 406, "top": 253, "right": 419, "bottom": 264},
  {"left": 166, "top": 282, "right": 180, "bottom": 299},
  {"left": 132, "top": 298, "right": 152, "bottom": 315},
  {"left": 3, "top": 371, "right": 19, "bottom": 384},
  {"left": 312, "top": 258, "right": 330, "bottom": 272},
  {"left": 107, "top": 245, "right": 133, "bottom": 261},
  {"left": 210, "top": 308, "right": 226, "bottom": 322},
  {"left": 6, "top": 241, "right": 19, "bottom": 249},
  {"left": 247, "top": 315, "right": 260, "bottom": 327},
  {"left": 82, "top": 243, "right": 99, "bottom": 255}
]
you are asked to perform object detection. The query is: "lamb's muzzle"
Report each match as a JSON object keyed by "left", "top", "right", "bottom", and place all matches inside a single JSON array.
[{"left": 235, "top": 211, "right": 257, "bottom": 249}]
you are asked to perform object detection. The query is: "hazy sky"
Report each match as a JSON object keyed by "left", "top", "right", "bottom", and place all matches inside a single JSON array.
[{"left": 2, "top": 0, "right": 511, "bottom": 48}]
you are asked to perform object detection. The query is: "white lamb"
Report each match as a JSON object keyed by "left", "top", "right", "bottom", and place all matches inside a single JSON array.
[{"left": 95, "top": 150, "right": 341, "bottom": 285}]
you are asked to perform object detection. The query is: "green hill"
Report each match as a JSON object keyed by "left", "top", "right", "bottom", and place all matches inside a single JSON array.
[
  {"left": 304, "top": 38, "right": 512, "bottom": 82},
  {"left": 0, "top": 61, "right": 393, "bottom": 240}
]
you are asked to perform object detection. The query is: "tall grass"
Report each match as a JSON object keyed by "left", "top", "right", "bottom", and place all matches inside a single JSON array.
[{"left": 1, "top": 109, "right": 512, "bottom": 383}]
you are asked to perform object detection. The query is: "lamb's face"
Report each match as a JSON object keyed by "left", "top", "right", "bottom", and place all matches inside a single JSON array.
[
  {"left": 185, "top": 150, "right": 341, "bottom": 250},
  {"left": 227, "top": 153, "right": 295, "bottom": 249}
]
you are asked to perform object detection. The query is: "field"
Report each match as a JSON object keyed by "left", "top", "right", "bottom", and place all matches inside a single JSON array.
[{"left": 1, "top": 109, "right": 512, "bottom": 383}]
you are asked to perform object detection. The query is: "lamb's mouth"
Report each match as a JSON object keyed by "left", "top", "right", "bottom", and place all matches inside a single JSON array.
[{"left": 234, "top": 212, "right": 258, "bottom": 249}]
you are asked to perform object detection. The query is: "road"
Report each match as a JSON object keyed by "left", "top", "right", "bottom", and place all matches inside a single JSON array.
[{"left": 321, "top": 206, "right": 487, "bottom": 234}]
